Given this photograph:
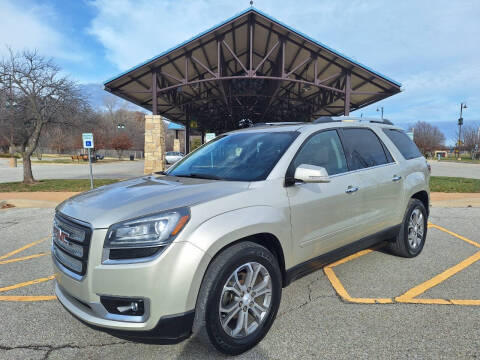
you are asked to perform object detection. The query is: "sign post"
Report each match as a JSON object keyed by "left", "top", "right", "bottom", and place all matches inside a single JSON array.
[{"left": 82, "top": 133, "right": 94, "bottom": 189}]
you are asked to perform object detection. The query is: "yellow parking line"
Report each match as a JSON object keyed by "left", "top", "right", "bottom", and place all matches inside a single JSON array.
[
  {"left": 0, "top": 237, "right": 48, "bottom": 260},
  {"left": 326, "top": 248, "right": 375, "bottom": 268},
  {"left": 0, "top": 253, "right": 47, "bottom": 265},
  {"left": 396, "top": 251, "right": 480, "bottom": 301},
  {"left": 428, "top": 223, "right": 480, "bottom": 248},
  {"left": 396, "top": 298, "right": 451, "bottom": 305},
  {"left": 323, "top": 223, "right": 480, "bottom": 306},
  {"left": 450, "top": 299, "right": 480, "bottom": 306},
  {"left": 0, "top": 275, "right": 56, "bottom": 294},
  {"left": 0, "top": 295, "right": 57, "bottom": 301},
  {"left": 324, "top": 251, "right": 394, "bottom": 304}
]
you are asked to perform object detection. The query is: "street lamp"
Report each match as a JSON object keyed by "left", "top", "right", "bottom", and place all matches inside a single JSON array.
[
  {"left": 457, "top": 103, "right": 467, "bottom": 154},
  {"left": 376, "top": 106, "right": 384, "bottom": 120}
]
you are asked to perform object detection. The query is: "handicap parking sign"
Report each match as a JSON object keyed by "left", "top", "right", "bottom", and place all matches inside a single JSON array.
[{"left": 82, "top": 133, "right": 94, "bottom": 149}]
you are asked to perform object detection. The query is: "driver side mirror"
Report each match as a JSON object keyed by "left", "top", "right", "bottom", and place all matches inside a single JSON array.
[{"left": 294, "top": 164, "right": 330, "bottom": 183}]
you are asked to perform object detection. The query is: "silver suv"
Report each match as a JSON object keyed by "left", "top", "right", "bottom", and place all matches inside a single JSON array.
[{"left": 52, "top": 117, "right": 429, "bottom": 355}]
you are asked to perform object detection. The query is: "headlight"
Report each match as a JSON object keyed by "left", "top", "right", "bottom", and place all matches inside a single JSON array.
[{"left": 105, "top": 208, "right": 190, "bottom": 249}]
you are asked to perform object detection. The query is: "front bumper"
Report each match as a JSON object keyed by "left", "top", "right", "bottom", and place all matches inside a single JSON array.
[
  {"left": 52, "top": 227, "right": 211, "bottom": 337},
  {"left": 56, "top": 283, "right": 195, "bottom": 342}
]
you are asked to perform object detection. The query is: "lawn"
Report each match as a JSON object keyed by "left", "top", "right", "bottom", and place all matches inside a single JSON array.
[
  {"left": 0, "top": 179, "right": 120, "bottom": 192},
  {"left": 430, "top": 176, "right": 480, "bottom": 193}
]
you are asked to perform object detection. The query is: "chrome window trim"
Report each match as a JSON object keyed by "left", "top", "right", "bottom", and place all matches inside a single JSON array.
[{"left": 328, "top": 162, "right": 398, "bottom": 179}]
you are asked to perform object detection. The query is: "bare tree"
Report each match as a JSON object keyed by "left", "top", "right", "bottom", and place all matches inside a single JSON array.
[
  {"left": 111, "top": 133, "right": 133, "bottom": 159},
  {"left": 461, "top": 124, "right": 480, "bottom": 151},
  {"left": 412, "top": 121, "right": 446, "bottom": 156},
  {"left": 0, "top": 49, "right": 88, "bottom": 183}
]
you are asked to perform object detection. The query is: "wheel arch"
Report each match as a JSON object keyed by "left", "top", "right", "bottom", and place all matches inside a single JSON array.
[
  {"left": 411, "top": 190, "right": 429, "bottom": 215},
  {"left": 205, "top": 233, "right": 288, "bottom": 287}
]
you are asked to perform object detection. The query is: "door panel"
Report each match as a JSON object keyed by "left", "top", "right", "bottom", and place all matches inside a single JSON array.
[
  {"left": 339, "top": 128, "right": 401, "bottom": 235},
  {"left": 287, "top": 173, "right": 365, "bottom": 265},
  {"left": 286, "top": 129, "right": 366, "bottom": 265}
]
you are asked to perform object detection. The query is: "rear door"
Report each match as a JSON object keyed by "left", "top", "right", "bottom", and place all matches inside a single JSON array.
[
  {"left": 338, "top": 127, "right": 402, "bottom": 235},
  {"left": 286, "top": 129, "right": 367, "bottom": 264}
]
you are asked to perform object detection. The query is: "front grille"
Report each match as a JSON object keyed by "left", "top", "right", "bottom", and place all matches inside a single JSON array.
[{"left": 52, "top": 213, "right": 91, "bottom": 277}]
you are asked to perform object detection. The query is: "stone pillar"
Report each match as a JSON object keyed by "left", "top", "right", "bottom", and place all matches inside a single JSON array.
[
  {"left": 144, "top": 115, "right": 166, "bottom": 174},
  {"left": 173, "top": 138, "right": 180, "bottom": 152}
]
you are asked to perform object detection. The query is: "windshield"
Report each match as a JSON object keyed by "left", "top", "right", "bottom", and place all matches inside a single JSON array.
[{"left": 167, "top": 131, "right": 298, "bottom": 181}]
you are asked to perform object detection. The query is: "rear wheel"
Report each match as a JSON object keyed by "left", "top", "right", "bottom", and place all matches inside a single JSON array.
[
  {"left": 388, "top": 198, "right": 428, "bottom": 257},
  {"left": 193, "top": 242, "right": 282, "bottom": 355}
]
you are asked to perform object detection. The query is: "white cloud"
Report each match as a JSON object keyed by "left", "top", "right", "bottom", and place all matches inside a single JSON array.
[
  {"left": 88, "top": 0, "right": 480, "bottom": 141},
  {"left": 0, "top": 1, "right": 83, "bottom": 61}
]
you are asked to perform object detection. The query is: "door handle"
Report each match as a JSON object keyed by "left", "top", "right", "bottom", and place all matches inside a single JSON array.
[
  {"left": 392, "top": 175, "right": 402, "bottom": 182},
  {"left": 345, "top": 186, "right": 359, "bottom": 194}
]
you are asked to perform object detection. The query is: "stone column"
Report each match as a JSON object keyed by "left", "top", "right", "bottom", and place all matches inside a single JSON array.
[{"left": 144, "top": 114, "right": 166, "bottom": 174}]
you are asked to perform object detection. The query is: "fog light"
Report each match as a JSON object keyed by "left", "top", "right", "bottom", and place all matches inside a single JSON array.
[
  {"left": 100, "top": 296, "right": 145, "bottom": 316},
  {"left": 117, "top": 301, "right": 139, "bottom": 313}
]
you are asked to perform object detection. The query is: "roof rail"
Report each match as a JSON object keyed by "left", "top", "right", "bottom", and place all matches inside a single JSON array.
[
  {"left": 252, "top": 122, "right": 305, "bottom": 127},
  {"left": 312, "top": 116, "right": 394, "bottom": 125}
]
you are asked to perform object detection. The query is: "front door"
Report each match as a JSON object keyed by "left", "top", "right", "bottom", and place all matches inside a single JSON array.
[{"left": 286, "top": 129, "right": 366, "bottom": 265}]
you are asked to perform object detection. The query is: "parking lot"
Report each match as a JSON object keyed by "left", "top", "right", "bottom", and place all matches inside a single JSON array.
[{"left": 0, "top": 205, "right": 478, "bottom": 359}]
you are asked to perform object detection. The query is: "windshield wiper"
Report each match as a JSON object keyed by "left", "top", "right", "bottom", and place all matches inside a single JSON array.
[
  {"left": 189, "top": 173, "right": 224, "bottom": 180},
  {"left": 174, "top": 173, "right": 224, "bottom": 180}
]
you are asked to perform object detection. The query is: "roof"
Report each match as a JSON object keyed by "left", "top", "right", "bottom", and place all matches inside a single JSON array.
[{"left": 104, "top": 7, "right": 401, "bottom": 131}]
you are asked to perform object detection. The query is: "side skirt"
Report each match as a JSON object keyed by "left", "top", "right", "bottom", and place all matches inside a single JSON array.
[{"left": 284, "top": 224, "right": 401, "bottom": 286}]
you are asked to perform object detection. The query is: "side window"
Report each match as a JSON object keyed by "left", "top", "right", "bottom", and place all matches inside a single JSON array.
[
  {"left": 383, "top": 129, "right": 423, "bottom": 160},
  {"left": 341, "top": 128, "right": 389, "bottom": 170},
  {"left": 292, "top": 130, "right": 348, "bottom": 176}
]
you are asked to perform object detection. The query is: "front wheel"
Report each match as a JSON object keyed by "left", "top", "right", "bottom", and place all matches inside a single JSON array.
[
  {"left": 193, "top": 242, "right": 282, "bottom": 355},
  {"left": 387, "top": 198, "right": 428, "bottom": 257}
]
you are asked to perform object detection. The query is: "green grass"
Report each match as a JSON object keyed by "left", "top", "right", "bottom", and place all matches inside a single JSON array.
[
  {"left": 0, "top": 153, "right": 20, "bottom": 159},
  {"left": 430, "top": 176, "right": 480, "bottom": 193},
  {"left": 0, "top": 179, "right": 120, "bottom": 192}
]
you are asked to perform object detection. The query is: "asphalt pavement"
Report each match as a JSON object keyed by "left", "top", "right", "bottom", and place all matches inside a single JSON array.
[
  {"left": 0, "top": 159, "right": 145, "bottom": 183},
  {"left": 429, "top": 160, "right": 480, "bottom": 179},
  {"left": 0, "top": 206, "right": 479, "bottom": 359}
]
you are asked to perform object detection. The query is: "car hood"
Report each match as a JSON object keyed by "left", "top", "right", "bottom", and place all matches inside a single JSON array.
[{"left": 57, "top": 175, "right": 250, "bottom": 228}]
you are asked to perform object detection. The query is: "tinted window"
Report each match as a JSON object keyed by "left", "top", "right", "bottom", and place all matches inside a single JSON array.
[
  {"left": 167, "top": 132, "right": 298, "bottom": 181},
  {"left": 341, "top": 128, "right": 389, "bottom": 170},
  {"left": 383, "top": 129, "right": 422, "bottom": 160},
  {"left": 292, "top": 130, "right": 347, "bottom": 176}
]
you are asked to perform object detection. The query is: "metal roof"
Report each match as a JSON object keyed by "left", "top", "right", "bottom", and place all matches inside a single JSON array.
[{"left": 104, "top": 7, "right": 401, "bottom": 133}]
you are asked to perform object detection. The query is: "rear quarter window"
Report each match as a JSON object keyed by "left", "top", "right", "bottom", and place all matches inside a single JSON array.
[{"left": 383, "top": 129, "right": 423, "bottom": 160}]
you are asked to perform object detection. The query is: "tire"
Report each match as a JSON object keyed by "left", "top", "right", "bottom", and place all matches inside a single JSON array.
[
  {"left": 387, "top": 198, "right": 428, "bottom": 258},
  {"left": 192, "top": 241, "right": 282, "bottom": 355}
]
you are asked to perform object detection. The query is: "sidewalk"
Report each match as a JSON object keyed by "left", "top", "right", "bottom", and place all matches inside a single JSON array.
[
  {"left": 0, "top": 192, "right": 78, "bottom": 208},
  {"left": 430, "top": 192, "right": 480, "bottom": 207}
]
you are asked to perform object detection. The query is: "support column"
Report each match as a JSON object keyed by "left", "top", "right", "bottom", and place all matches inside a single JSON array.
[
  {"left": 185, "top": 109, "right": 191, "bottom": 154},
  {"left": 144, "top": 115, "right": 166, "bottom": 174},
  {"left": 344, "top": 70, "right": 351, "bottom": 116},
  {"left": 152, "top": 71, "right": 158, "bottom": 115}
]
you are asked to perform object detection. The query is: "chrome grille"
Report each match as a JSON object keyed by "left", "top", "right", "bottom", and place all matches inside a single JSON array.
[{"left": 52, "top": 214, "right": 91, "bottom": 277}]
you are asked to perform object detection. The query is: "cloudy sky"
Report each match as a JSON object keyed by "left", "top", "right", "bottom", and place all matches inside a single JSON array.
[{"left": 1, "top": 0, "right": 479, "bottom": 142}]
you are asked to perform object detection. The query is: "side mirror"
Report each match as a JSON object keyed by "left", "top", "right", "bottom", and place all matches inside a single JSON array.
[{"left": 294, "top": 164, "right": 330, "bottom": 183}]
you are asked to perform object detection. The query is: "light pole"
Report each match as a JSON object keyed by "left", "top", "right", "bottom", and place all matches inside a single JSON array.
[
  {"left": 457, "top": 103, "right": 467, "bottom": 156},
  {"left": 376, "top": 106, "right": 384, "bottom": 120}
]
